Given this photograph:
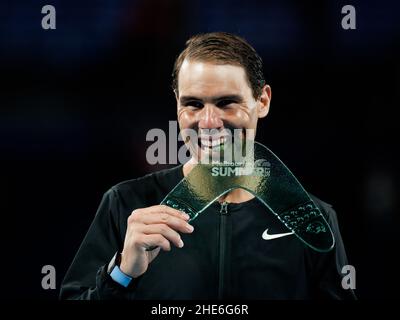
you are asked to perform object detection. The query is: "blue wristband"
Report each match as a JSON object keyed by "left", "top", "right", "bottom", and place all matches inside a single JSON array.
[{"left": 110, "top": 265, "right": 133, "bottom": 288}]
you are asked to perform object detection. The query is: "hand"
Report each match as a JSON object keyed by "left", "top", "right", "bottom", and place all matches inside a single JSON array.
[{"left": 119, "top": 205, "right": 194, "bottom": 278}]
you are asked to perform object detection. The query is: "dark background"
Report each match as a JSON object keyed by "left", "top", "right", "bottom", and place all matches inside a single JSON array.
[{"left": 1, "top": 0, "right": 398, "bottom": 299}]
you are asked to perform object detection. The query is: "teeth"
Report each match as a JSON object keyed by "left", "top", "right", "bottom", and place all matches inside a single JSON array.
[{"left": 200, "top": 136, "right": 227, "bottom": 148}]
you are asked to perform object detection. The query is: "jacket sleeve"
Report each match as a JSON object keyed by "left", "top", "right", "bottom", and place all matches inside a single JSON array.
[
  {"left": 310, "top": 203, "right": 357, "bottom": 300},
  {"left": 59, "top": 188, "right": 132, "bottom": 300}
]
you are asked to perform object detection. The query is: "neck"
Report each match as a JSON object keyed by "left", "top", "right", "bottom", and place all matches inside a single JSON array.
[{"left": 182, "top": 160, "right": 255, "bottom": 204}]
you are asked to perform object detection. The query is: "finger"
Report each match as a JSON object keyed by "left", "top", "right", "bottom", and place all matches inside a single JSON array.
[
  {"left": 137, "top": 234, "right": 171, "bottom": 251},
  {"left": 135, "top": 205, "right": 190, "bottom": 221},
  {"left": 139, "top": 224, "right": 184, "bottom": 248},
  {"left": 146, "top": 246, "right": 161, "bottom": 263},
  {"left": 138, "top": 213, "right": 194, "bottom": 234},
  {"left": 157, "top": 205, "right": 190, "bottom": 220}
]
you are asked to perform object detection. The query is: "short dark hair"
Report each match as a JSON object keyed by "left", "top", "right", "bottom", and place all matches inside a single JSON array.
[{"left": 172, "top": 32, "right": 266, "bottom": 99}]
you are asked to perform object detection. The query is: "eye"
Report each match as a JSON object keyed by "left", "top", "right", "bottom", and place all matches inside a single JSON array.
[
  {"left": 184, "top": 101, "right": 203, "bottom": 109},
  {"left": 217, "top": 99, "right": 237, "bottom": 108}
]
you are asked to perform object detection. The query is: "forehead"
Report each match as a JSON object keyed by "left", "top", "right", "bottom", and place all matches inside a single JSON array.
[{"left": 178, "top": 59, "right": 251, "bottom": 97}]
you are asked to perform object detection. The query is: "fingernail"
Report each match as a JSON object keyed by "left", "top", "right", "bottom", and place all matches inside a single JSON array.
[
  {"left": 186, "top": 224, "right": 194, "bottom": 232},
  {"left": 179, "top": 239, "right": 184, "bottom": 248},
  {"left": 181, "top": 212, "right": 190, "bottom": 220}
]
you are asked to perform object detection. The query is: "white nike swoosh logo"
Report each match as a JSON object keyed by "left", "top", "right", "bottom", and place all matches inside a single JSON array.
[{"left": 262, "top": 228, "right": 294, "bottom": 240}]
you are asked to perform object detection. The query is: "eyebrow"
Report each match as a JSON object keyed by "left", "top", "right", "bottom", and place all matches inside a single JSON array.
[{"left": 179, "top": 94, "right": 244, "bottom": 105}]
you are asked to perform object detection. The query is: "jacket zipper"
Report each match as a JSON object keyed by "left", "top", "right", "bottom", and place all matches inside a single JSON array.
[{"left": 218, "top": 201, "right": 229, "bottom": 299}]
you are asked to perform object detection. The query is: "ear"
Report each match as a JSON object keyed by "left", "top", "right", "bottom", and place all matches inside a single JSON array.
[
  {"left": 174, "top": 89, "right": 179, "bottom": 104},
  {"left": 257, "top": 85, "right": 271, "bottom": 118}
]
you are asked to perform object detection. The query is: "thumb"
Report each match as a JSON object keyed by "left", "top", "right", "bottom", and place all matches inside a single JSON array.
[{"left": 147, "top": 247, "right": 161, "bottom": 263}]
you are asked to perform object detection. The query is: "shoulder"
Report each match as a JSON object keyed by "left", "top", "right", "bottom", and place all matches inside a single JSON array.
[
  {"left": 309, "top": 193, "right": 333, "bottom": 212},
  {"left": 106, "top": 165, "right": 183, "bottom": 210},
  {"left": 95, "top": 166, "right": 183, "bottom": 227},
  {"left": 309, "top": 193, "right": 343, "bottom": 235},
  {"left": 309, "top": 193, "right": 338, "bottom": 223},
  {"left": 113, "top": 165, "right": 182, "bottom": 192}
]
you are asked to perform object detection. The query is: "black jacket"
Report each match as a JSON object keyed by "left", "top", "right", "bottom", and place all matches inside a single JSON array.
[{"left": 60, "top": 165, "right": 356, "bottom": 300}]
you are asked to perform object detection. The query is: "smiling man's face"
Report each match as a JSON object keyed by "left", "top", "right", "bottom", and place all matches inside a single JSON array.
[{"left": 176, "top": 59, "right": 271, "bottom": 163}]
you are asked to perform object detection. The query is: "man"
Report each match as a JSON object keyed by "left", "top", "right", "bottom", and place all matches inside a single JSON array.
[{"left": 60, "top": 32, "right": 356, "bottom": 299}]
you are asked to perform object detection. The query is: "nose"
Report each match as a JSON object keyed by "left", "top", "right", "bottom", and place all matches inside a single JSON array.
[{"left": 197, "top": 104, "right": 224, "bottom": 129}]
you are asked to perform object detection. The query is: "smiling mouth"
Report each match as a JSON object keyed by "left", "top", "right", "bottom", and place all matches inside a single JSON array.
[{"left": 199, "top": 136, "right": 228, "bottom": 152}]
